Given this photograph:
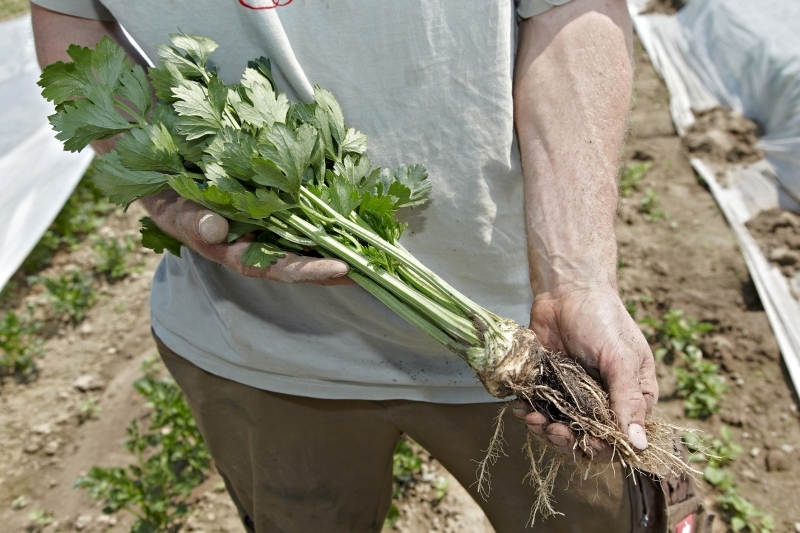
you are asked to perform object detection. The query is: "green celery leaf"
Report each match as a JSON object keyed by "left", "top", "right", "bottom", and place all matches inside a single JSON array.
[
  {"left": 251, "top": 157, "right": 290, "bottom": 191},
  {"left": 207, "top": 76, "right": 229, "bottom": 122},
  {"left": 248, "top": 57, "right": 276, "bottom": 90},
  {"left": 149, "top": 61, "right": 185, "bottom": 103},
  {"left": 227, "top": 221, "right": 261, "bottom": 243},
  {"left": 392, "top": 164, "right": 431, "bottom": 207},
  {"left": 172, "top": 80, "right": 224, "bottom": 139},
  {"left": 169, "top": 32, "right": 218, "bottom": 68},
  {"left": 231, "top": 74, "right": 289, "bottom": 129},
  {"left": 166, "top": 174, "right": 238, "bottom": 218},
  {"left": 333, "top": 155, "right": 372, "bottom": 187},
  {"left": 39, "top": 55, "right": 92, "bottom": 105},
  {"left": 91, "top": 36, "right": 128, "bottom": 90},
  {"left": 92, "top": 152, "right": 169, "bottom": 208},
  {"left": 241, "top": 239, "right": 285, "bottom": 268},
  {"left": 50, "top": 94, "right": 135, "bottom": 152},
  {"left": 117, "top": 65, "right": 152, "bottom": 118},
  {"left": 139, "top": 216, "right": 182, "bottom": 256},
  {"left": 327, "top": 173, "right": 361, "bottom": 215},
  {"left": 341, "top": 128, "right": 367, "bottom": 155},
  {"left": 210, "top": 127, "right": 258, "bottom": 181},
  {"left": 155, "top": 43, "right": 208, "bottom": 79},
  {"left": 256, "top": 123, "right": 318, "bottom": 198},
  {"left": 313, "top": 86, "right": 346, "bottom": 159},
  {"left": 115, "top": 122, "right": 184, "bottom": 173},
  {"left": 231, "top": 189, "right": 289, "bottom": 219}
]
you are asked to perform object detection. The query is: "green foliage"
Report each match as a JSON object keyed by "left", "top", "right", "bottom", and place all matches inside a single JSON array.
[
  {"left": 639, "top": 188, "right": 666, "bottom": 222},
  {"left": 93, "top": 235, "right": 138, "bottom": 280},
  {"left": 23, "top": 172, "right": 112, "bottom": 274},
  {"left": 618, "top": 161, "right": 652, "bottom": 197},
  {"left": 718, "top": 489, "right": 774, "bottom": 533},
  {"left": 35, "top": 269, "right": 97, "bottom": 323},
  {"left": 392, "top": 438, "right": 423, "bottom": 496},
  {"left": 0, "top": 306, "right": 42, "bottom": 380},
  {"left": 642, "top": 309, "right": 714, "bottom": 362},
  {"left": 75, "top": 373, "right": 210, "bottom": 533},
  {"left": 139, "top": 217, "right": 182, "bottom": 256},
  {"left": 78, "top": 397, "right": 102, "bottom": 424},
  {"left": 685, "top": 429, "right": 771, "bottom": 532},
  {"left": 675, "top": 350, "right": 728, "bottom": 419},
  {"left": 684, "top": 426, "right": 741, "bottom": 487},
  {"left": 27, "top": 509, "right": 54, "bottom": 532},
  {"left": 643, "top": 309, "right": 722, "bottom": 418}
]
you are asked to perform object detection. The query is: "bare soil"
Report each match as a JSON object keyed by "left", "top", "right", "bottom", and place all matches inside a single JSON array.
[
  {"left": 642, "top": 0, "right": 687, "bottom": 16},
  {"left": 746, "top": 209, "right": 800, "bottom": 287},
  {"left": 1, "top": 37, "right": 799, "bottom": 533},
  {"left": 684, "top": 107, "right": 765, "bottom": 165}
]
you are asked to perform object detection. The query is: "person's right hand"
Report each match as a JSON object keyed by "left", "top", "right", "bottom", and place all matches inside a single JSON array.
[{"left": 140, "top": 190, "right": 352, "bottom": 286}]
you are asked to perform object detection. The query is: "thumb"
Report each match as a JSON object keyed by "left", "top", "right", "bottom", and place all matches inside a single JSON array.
[
  {"left": 605, "top": 355, "right": 649, "bottom": 451},
  {"left": 197, "top": 212, "right": 229, "bottom": 244}
]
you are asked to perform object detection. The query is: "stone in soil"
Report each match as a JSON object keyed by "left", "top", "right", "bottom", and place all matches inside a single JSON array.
[
  {"left": 72, "top": 374, "right": 104, "bottom": 392},
  {"left": 765, "top": 450, "right": 790, "bottom": 472}
]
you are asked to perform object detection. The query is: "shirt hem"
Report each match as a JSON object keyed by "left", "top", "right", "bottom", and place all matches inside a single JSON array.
[{"left": 151, "top": 315, "right": 503, "bottom": 405}]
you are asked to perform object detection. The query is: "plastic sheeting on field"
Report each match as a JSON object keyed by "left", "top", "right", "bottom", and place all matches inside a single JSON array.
[
  {"left": 0, "top": 15, "right": 95, "bottom": 291},
  {"left": 628, "top": 0, "right": 800, "bottom": 395}
]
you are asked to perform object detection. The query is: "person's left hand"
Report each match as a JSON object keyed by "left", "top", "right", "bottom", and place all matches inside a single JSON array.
[{"left": 512, "top": 282, "right": 658, "bottom": 462}]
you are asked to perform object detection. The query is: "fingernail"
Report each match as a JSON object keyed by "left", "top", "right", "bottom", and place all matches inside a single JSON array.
[
  {"left": 332, "top": 271, "right": 349, "bottom": 278},
  {"left": 199, "top": 213, "right": 227, "bottom": 243},
  {"left": 548, "top": 434, "right": 568, "bottom": 448},
  {"left": 628, "top": 423, "right": 648, "bottom": 451}
]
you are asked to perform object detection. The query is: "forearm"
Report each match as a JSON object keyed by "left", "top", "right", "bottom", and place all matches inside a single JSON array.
[{"left": 514, "top": 0, "right": 633, "bottom": 298}]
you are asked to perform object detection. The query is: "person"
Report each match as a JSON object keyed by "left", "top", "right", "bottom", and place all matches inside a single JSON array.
[{"left": 30, "top": 0, "right": 703, "bottom": 531}]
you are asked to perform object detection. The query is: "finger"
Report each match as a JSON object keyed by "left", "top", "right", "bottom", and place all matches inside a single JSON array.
[
  {"left": 511, "top": 399, "right": 532, "bottom": 418},
  {"left": 524, "top": 411, "right": 549, "bottom": 436},
  {"left": 545, "top": 422, "right": 575, "bottom": 452},
  {"left": 198, "top": 212, "right": 228, "bottom": 244},
  {"left": 604, "top": 349, "right": 650, "bottom": 451},
  {"left": 173, "top": 200, "right": 229, "bottom": 245},
  {"left": 577, "top": 434, "right": 614, "bottom": 462},
  {"left": 267, "top": 254, "right": 349, "bottom": 283}
]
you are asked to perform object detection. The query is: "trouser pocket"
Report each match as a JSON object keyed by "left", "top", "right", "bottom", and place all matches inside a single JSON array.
[{"left": 629, "top": 451, "right": 714, "bottom": 532}]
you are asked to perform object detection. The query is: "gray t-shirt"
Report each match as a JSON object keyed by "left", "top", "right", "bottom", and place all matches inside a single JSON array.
[{"left": 33, "top": 0, "right": 572, "bottom": 403}]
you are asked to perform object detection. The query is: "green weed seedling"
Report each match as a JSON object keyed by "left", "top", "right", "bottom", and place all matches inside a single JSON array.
[
  {"left": 675, "top": 350, "right": 728, "bottom": 419},
  {"left": 684, "top": 429, "right": 772, "bottom": 532},
  {"left": 384, "top": 437, "right": 425, "bottom": 528},
  {"left": 643, "top": 310, "right": 723, "bottom": 418},
  {"left": 0, "top": 306, "right": 43, "bottom": 381},
  {"left": 639, "top": 188, "right": 666, "bottom": 222},
  {"left": 35, "top": 269, "right": 97, "bottom": 323},
  {"left": 619, "top": 161, "right": 652, "bottom": 197},
  {"left": 93, "top": 236, "right": 138, "bottom": 281},
  {"left": 78, "top": 397, "right": 101, "bottom": 424},
  {"left": 684, "top": 426, "right": 741, "bottom": 487},
  {"left": 27, "top": 509, "right": 54, "bottom": 533},
  {"left": 718, "top": 488, "right": 774, "bottom": 533},
  {"left": 75, "top": 373, "right": 210, "bottom": 533},
  {"left": 642, "top": 309, "right": 714, "bottom": 363},
  {"left": 23, "top": 174, "right": 112, "bottom": 274}
]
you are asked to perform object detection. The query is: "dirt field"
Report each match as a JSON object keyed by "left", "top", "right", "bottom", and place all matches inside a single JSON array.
[{"left": 1, "top": 35, "right": 799, "bottom": 533}]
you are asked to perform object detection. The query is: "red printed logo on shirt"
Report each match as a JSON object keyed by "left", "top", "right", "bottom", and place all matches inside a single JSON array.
[
  {"left": 238, "top": 0, "right": 293, "bottom": 10},
  {"left": 675, "top": 514, "right": 694, "bottom": 533}
]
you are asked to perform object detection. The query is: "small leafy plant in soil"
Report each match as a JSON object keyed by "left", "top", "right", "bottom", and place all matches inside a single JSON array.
[
  {"left": 75, "top": 364, "right": 211, "bottom": 533},
  {"left": 33, "top": 269, "right": 98, "bottom": 323},
  {"left": 0, "top": 305, "right": 42, "bottom": 381}
]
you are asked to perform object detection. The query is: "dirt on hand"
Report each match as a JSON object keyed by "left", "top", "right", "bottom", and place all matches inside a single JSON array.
[{"left": 684, "top": 107, "right": 764, "bottom": 165}]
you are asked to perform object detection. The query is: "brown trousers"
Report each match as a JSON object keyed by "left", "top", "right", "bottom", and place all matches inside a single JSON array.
[{"left": 156, "top": 337, "right": 708, "bottom": 533}]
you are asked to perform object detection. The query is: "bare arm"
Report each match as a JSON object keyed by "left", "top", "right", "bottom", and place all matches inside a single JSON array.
[
  {"left": 511, "top": 0, "right": 657, "bottom": 456},
  {"left": 30, "top": 3, "right": 350, "bottom": 284}
]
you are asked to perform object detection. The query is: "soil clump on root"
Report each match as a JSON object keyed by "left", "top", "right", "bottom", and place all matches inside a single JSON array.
[{"left": 476, "top": 327, "right": 696, "bottom": 521}]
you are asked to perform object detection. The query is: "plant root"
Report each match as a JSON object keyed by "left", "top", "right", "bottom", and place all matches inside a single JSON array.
[
  {"left": 476, "top": 326, "right": 701, "bottom": 524},
  {"left": 474, "top": 404, "right": 509, "bottom": 500}
]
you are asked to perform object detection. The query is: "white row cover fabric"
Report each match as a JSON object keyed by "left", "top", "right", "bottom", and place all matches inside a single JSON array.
[
  {"left": 0, "top": 15, "right": 95, "bottom": 291},
  {"left": 628, "top": 0, "right": 800, "bottom": 395}
]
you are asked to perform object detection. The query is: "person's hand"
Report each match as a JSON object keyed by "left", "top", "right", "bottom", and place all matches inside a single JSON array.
[
  {"left": 141, "top": 190, "right": 353, "bottom": 286},
  {"left": 512, "top": 282, "right": 657, "bottom": 461}
]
